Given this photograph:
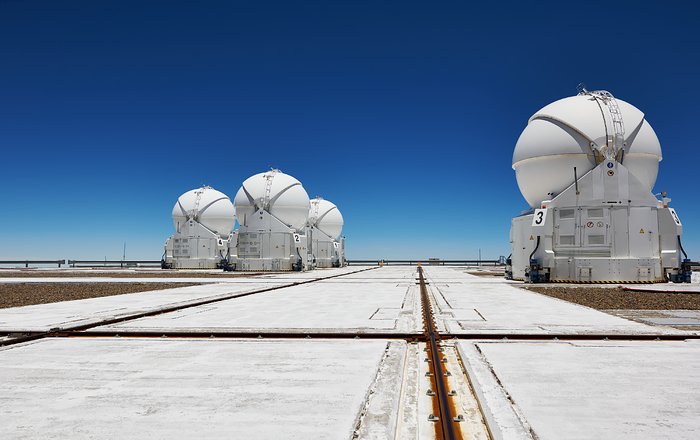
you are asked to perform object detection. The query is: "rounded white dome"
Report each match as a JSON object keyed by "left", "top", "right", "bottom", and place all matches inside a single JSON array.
[
  {"left": 309, "top": 197, "right": 344, "bottom": 239},
  {"left": 172, "top": 186, "right": 235, "bottom": 238},
  {"left": 234, "top": 169, "right": 310, "bottom": 231},
  {"left": 513, "top": 94, "right": 662, "bottom": 207}
]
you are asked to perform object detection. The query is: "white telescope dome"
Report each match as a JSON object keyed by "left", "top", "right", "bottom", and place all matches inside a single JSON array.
[
  {"left": 513, "top": 94, "right": 662, "bottom": 207},
  {"left": 172, "top": 186, "right": 235, "bottom": 239},
  {"left": 309, "top": 197, "right": 344, "bottom": 239},
  {"left": 234, "top": 169, "right": 310, "bottom": 231}
]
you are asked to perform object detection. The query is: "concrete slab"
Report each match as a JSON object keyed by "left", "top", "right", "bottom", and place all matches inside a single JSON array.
[
  {"left": 353, "top": 340, "right": 413, "bottom": 440},
  {"left": 93, "top": 273, "right": 422, "bottom": 334},
  {"left": 323, "top": 266, "right": 417, "bottom": 283},
  {"left": 621, "top": 284, "right": 700, "bottom": 293},
  {"left": 254, "top": 266, "right": 374, "bottom": 279},
  {"left": 423, "top": 267, "right": 686, "bottom": 335},
  {"left": 0, "top": 266, "right": 369, "bottom": 284},
  {"left": 458, "top": 339, "right": 700, "bottom": 440},
  {"left": 0, "top": 267, "right": 378, "bottom": 334},
  {"left": 606, "top": 309, "right": 700, "bottom": 328},
  {"left": 0, "top": 337, "right": 397, "bottom": 440},
  {"left": 0, "top": 283, "right": 285, "bottom": 332}
]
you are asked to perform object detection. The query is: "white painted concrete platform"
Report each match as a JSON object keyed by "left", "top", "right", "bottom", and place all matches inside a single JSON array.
[
  {"left": 0, "top": 266, "right": 366, "bottom": 285},
  {"left": 0, "top": 338, "right": 395, "bottom": 440},
  {"left": 92, "top": 267, "right": 421, "bottom": 334},
  {"left": 0, "top": 268, "right": 375, "bottom": 333},
  {"left": 606, "top": 309, "right": 700, "bottom": 328},
  {"left": 0, "top": 283, "right": 284, "bottom": 332},
  {"left": 2, "top": 265, "right": 689, "bottom": 335},
  {"left": 3, "top": 265, "right": 700, "bottom": 439},
  {"left": 423, "top": 267, "right": 686, "bottom": 335},
  {"left": 459, "top": 339, "right": 700, "bottom": 440}
]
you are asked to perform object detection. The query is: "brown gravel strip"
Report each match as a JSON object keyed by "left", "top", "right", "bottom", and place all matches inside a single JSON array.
[
  {"left": 466, "top": 271, "right": 506, "bottom": 277},
  {"left": 0, "top": 283, "right": 200, "bottom": 309},
  {"left": 522, "top": 285, "right": 700, "bottom": 310},
  {"left": 0, "top": 271, "right": 263, "bottom": 278}
]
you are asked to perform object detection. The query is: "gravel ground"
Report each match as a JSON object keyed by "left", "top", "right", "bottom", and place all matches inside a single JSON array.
[
  {"left": 522, "top": 285, "right": 700, "bottom": 310},
  {"left": 0, "top": 271, "right": 263, "bottom": 278},
  {"left": 0, "top": 283, "right": 199, "bottom": 309},
  {"left": 466, "top": 271, "right": 506, "bottom": 277},
  {"left": 464, "top": 266, "right": 506, "bottom": 277}
]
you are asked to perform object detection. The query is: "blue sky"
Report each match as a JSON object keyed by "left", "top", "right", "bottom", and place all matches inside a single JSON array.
[{"left": 1, "top": 0, "right": 699, "bottom": 260}]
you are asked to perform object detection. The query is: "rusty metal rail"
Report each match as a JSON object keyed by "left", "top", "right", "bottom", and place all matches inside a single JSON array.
[
  {"left": 418, "top": 266, "right": 461, "bottom": 440},
  {"left": 51, "top": 330, "right": 422, "bottom": 340},
  {"left": 441, "top": 333, "right": 700, "bottom": 341},
  {"left": 5, "top": 329, "right": 698, "bottom": 343}
]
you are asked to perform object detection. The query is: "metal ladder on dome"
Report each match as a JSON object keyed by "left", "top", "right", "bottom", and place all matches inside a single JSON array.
[
  {"left": 594, "top": 90, "right": 626, "bottom": 160},
  {"left": 260, "top": 170, "right": 276, "bottom": 211},
  {"left": 578, "top": 86, "right": 626, "bottom": 160},
  {"left": 190, "top": 187, "right": 205, "bottom": 221}
]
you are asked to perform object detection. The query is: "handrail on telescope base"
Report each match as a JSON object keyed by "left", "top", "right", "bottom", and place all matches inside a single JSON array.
[{"left": 67, "top": 260, "right": 163, "bottom": 268}]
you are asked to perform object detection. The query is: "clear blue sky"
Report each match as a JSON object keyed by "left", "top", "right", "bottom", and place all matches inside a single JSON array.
[{"left": 1, "top": 0, "right": 699, "bottom": 260}]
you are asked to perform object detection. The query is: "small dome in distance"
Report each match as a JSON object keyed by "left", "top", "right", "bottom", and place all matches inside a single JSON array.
[
  {"left": 172, "top": 186, "right": 235, "bottom": 239},
  {"left": 308, "top": 197, "right": 344, "bottom": 239}
]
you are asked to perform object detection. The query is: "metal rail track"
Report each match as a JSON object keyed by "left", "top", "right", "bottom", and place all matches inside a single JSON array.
[
  {"left": 6, "top": 329, "right": 696, "bottom": 342},
  {"left": 0, "top": 267, "right": 379, "bottom": 347},
  {"left": 441, "top": 333, "right": 700, "bottom": 341},
  {"left": 418, "top": 266, "right": 461, "bottom": 440},
  {"left": 6, "top": 330, "right": 696, "bottom": 342},
  {"left": 50, "top": 330, "right": 422, "bottom": 339}
]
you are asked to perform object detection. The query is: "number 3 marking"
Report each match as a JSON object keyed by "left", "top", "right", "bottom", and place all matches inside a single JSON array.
[{"left": 532, "top": 209, "right": 547, "bottom": 227}]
